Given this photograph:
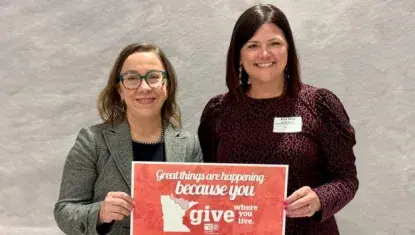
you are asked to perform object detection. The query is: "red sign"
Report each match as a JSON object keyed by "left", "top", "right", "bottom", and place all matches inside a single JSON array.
[{"left": 131, "top": 162, "right": 288, "bottom": 235}]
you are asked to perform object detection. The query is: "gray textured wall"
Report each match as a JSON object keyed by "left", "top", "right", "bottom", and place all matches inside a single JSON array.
[{"left": 1, "top": 0, "right": 414, "bottom": 234}]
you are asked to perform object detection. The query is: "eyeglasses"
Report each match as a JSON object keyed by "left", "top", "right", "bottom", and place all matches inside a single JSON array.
[{"left": 119, "top": 70, "right": 168, "bottom": 90}]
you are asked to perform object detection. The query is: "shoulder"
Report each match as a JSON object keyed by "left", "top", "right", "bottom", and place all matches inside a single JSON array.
[
  {"left": 87, "top": 122, "right": 113, "bottom": 133},
  {"left": 169, "top": 126, "right": 203, "bottom": 162},
  {"left": 200, "top": 92, "right": 233, "bottom": 119},
  {"left": 297, "top": 83, "right": 348, "bottom": 113},
  {"left": 72, "top": 122, "right": 116, "bottom": 148},
  {"left": 66, "top": 123, "right": 112, "bottom": 161},
  {"left": 202, "top": 93, "right": 226, "bottom": 111},
  {"left": 165, "top": 122, "right": 196, "bottom": 141},
  {"left": 297, "top": 83, "right": 320, "bottom": 102},
  {"left": 78, "top": 122, "right": 113, "bottom": 138},
  {"left": 175, "top": 128, "right": 196, "bottom": 141},
  {"left": 299, "top": 84, "right": 354, "bottom": 133},
  {"left": 178, "top": 130, "right": 200, "bottom": 150}
]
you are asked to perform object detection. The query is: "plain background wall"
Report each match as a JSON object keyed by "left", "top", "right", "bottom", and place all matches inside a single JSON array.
[{"left": 1, "top": 0, "right": 414, "bottom": 234}]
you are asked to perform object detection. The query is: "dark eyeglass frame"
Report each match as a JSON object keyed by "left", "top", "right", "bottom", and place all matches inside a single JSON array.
[{"left": 118, "top": 69, "right": 168, "bottom": 90}]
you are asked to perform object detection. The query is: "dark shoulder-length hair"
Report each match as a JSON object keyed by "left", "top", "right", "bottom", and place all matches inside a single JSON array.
[
  {"left": 97, "top": 42, "right": 181, "bottom": 127},
  {"left": 226, "top": 4, "right": 302, "bottom": 99}
]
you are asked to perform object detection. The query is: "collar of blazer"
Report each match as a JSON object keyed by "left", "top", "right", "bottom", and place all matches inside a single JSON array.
[{"left": 103, "top": 119, "right": 187, "bottom": 189}]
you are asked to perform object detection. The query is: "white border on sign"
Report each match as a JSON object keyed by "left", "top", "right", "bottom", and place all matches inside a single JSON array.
[{"left": 130, "top": 161, "right": 289, "bottom": 235}]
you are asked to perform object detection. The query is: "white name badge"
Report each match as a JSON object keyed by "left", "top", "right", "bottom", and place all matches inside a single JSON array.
[{"left": 273, "top": 117, "right": 302, "bottom": 133}]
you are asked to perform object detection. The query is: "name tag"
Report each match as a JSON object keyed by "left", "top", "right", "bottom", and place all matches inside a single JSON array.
[{"left": 273, "top": 117, "right": 302, "bottom": 133}]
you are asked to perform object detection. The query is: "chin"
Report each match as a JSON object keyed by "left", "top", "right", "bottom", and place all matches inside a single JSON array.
[
  {"left": 252, "top": 77, "right": 280, "bottom": 84},
  {"left": 251, "top": 71, "right": 283, "bottom": 82},
  {"left": 128, "top": 106, "right": 161, "bottom": 118},
  {"left": 135, "top": 111, "right": 162, "bottom": 119}
]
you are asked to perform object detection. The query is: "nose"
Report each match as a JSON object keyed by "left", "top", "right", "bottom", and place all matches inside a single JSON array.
[
  {"left": 260, "top": 46, "right": 271, "bottom": 57},
  {"left": 137, "top": 79, "right": 152, "bottom": 92}
]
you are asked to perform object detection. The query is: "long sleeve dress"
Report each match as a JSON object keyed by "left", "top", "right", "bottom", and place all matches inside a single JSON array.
[{"left": 197, "top": 84, "right": 359, "bottom": 235}]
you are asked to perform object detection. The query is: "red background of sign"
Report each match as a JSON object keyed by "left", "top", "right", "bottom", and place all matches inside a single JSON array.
[{"left": 132, "top": 163, "right": 287, "bottom": 235}]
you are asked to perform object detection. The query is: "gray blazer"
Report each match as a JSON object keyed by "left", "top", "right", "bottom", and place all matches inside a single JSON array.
[{"left": 54, "top": 121, "right": 203, "bottom": 235}]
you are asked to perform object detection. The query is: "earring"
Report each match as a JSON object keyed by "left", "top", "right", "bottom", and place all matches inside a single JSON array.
[
  {"left": 284, "top": 67, "right": 290, "bottom": 81},
  {"left": 238, "top": 65, "right": 243, "bottom": 85},
  {"left": 121, "top": 99, "right": 126, "bottom": 113}
]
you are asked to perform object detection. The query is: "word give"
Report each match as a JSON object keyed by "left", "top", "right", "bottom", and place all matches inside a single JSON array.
[{"left": 189, "top": 206, "right": 234, "bottom": 225}]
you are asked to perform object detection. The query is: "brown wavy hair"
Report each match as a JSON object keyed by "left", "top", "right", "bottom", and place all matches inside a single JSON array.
[{"left": 97, "top": 42, "right": 181, "bottom": 127}]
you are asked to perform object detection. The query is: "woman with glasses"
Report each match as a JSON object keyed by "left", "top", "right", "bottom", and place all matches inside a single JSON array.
[{"left": 54, "top": 42, "right": 202, "bottom": 235}]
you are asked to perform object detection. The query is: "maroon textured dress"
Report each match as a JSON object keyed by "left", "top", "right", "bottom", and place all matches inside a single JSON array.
[{"left": 197, "top": 84, "right": 358, "bottom": 235}]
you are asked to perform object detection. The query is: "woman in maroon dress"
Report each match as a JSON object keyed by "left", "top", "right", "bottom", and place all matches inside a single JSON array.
[{"left": 197, "top": 4, "right": 358, "bottom": 235}]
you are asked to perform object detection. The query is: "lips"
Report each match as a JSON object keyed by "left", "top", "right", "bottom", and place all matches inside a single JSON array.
[
  {"left": 135, "top": 98, "right": 156, "bottom": 104},
  {"left": 255, "top": 62, "right": 275, "bottom": 68}
]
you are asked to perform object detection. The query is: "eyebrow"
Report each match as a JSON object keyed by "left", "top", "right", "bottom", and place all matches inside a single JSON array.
[
  {"left": 247, "top": 37, "right": 284, "bottom": 44},
  {"left": 122, "top": 70, "right": 140, "bottom": 74},
  {"left": 121, "top": 69, "right": 162, "bottom": 75}
]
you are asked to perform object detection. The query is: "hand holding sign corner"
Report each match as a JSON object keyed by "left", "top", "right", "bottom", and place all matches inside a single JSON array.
[{"left": 283, "top": 186, "right": 321, "bottom": 218}]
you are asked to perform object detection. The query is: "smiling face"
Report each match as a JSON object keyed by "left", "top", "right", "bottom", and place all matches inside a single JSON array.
[
  {"left": 240, "top": 22, "right": 288, "bottom": 85},
  {"left": 118, "top": 52, "right": 167, "bottom": 120}
]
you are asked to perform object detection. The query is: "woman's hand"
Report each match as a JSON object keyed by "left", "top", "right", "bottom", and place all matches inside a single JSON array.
[
  {"left": 98, "top": 192, "right": 134, "bottom": 224},
  {"left": 284, "top": 186, "right": 321, "bottom": 218}
]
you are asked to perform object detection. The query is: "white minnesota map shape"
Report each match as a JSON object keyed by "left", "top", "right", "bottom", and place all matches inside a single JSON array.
[{"left": 160, "top": 194, "right": 199, "bottom": 232}]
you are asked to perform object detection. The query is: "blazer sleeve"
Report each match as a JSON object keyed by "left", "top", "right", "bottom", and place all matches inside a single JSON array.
[
  {"left": 197, "top": 95, "right": 224, "bottom": 163},
  {"left": 312, "top": 88, "right": 359, "bottom": 221},
  {"left": 189, "top": 133, "right": 203, "bottom": 163},
  {"left": 54, "top": 127, "right": 106, "bottom": 235}
]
